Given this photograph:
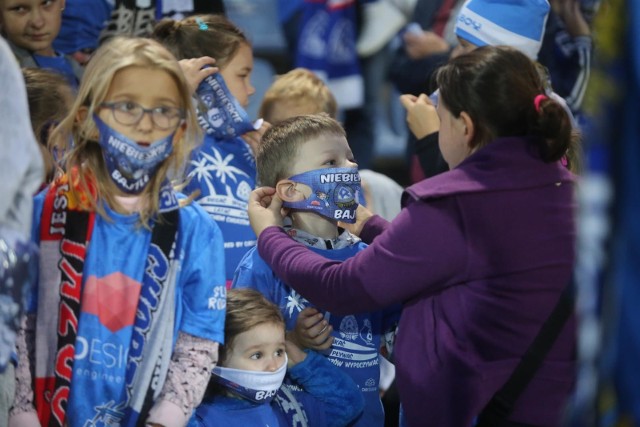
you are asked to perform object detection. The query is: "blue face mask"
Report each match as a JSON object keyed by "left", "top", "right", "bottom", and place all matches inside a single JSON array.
[
  {"left": 429, "top": 89, "right": 439, "bottom": 107},
  {"left": 282, "top": 167, "right": 362, "bottom": 223},
  {"left": 211, "top": 354, "right": 287, "bottom": 404},
  {"left": 93, "top": 114, "right": 175, "bottom": 194},
  {"left": 195, "top": 71, "right": 261, "bottom": 140}
]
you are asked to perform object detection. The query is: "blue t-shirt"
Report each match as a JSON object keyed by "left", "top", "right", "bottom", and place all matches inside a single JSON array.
[
  {"left": 31, "top": 194, "right": 226, "bottom": 424},
  {"left": 190, "top": 350, "right": 365, "bottom": 427},
  {"left": 32, "top": 53, "right": 79, "bottom": 89},
  {"left": 233, "top": 243, "right": 399, "bottom": 427},
  {"left": 183, "top": 134, "right": 256, "bottom": 286}
]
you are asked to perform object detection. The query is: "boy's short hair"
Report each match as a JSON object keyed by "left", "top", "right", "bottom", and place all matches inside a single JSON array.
[
  {"left": 259, "top": 68, "right": 337, "bottom": 123},
  {"left": 220, "top": 288, "right": 284, "bottom": 364},
  {"left": 257, "top": 114, "right": 346, "bottom": 187}
]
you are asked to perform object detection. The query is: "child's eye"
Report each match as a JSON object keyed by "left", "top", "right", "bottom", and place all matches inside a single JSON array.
[
  {"left": 9, "top": 5, "right": 29, "bottom": 13},
  {"left": 275, "top": 349, "right": 284, "bottom": 357},
  {"left": 250, "top": 352, "right": 262, "bottom": 360},
  {"left": 154, "top": 106, "right": 181, "bottom": 118},
  {"left": 117, "top": 101, "right": 139, "bottom": 112},
  {"left": 324, "top": 159, "right": 336, "bottom": 166},
  {"left": 42, "top": 0, "right": 55, "bottom": 7}
]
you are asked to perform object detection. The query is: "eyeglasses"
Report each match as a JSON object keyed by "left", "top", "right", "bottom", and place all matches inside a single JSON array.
[{"left": 100, "top": 101, "right": 185, "bottom": 131}]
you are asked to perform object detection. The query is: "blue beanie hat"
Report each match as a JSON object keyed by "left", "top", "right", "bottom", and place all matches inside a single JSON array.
[
  {"left": 53, "top": 0, "right": 113, "bottom": 54},
  {"left": 455, "top": 0, "right": 550, "bottom": 59}
]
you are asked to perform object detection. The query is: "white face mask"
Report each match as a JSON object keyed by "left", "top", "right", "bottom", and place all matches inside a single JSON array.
[{"left": 211, "top": 354, "right": 288, "bottom": 404}]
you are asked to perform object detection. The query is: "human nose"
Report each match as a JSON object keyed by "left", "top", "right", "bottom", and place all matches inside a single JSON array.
[
  {"left": 265, "top": 356, "right": 280, "bottom": 372},
  {"left": 29, "top": 9, "right": 45, "bottom": 29},
  {"left": 247, "top": 80, "right": 256, "bottom": 97},
  {"left": 136, "top": 110, "right": 154, "bottom": 132},
  {"left": 345, "top": 158, "right": 358, "bottom": 168}
]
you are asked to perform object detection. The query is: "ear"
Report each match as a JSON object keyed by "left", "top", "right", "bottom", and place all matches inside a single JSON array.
[
  {"left": 459, "top": 111, "right": 475, "bottom": 148},
  {"left": 77, "top": 106, "right": 89, "bottom": 122},
  {"left": 172, "top": 121, "right": 187, "bottom": 145},
  {"left": 275, "top": 179, "right": 307, "bottom": 202}
]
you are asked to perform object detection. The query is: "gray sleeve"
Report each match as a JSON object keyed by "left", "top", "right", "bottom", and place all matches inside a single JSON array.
[{"left": 0, "top": 38, "right": 44, "bottom": 236}]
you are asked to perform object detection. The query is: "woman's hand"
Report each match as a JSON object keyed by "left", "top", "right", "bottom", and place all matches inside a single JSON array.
[
  {"left": 338, "top": 204, "right": 374, "bottom": 237},
  {"left": 287, "top": 307, "right": 334, "bottom": 352},
  {"left": 550, "top": 0, "right": 590, "bottom": 38},
  {"left": 403, "top": 30, "right": 450, "bottom": 60},
  {"left": 400, "top": 93, "right": 440, "bottom": 140},
  {"left": 178, "top": 56, "right": 218, "bottom": 94},
  {"left": 248, "top": 187, "right": 286, "bottom": 237}
]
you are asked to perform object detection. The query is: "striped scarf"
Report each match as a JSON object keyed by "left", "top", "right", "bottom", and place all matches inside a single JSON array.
[{"left": 35, "top": 174, "right": 180, "bottom": 426}]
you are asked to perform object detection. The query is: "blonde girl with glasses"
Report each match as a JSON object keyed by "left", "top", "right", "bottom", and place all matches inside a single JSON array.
[{"left": 10, "top": 36, "right": 226, "bottom": 427}]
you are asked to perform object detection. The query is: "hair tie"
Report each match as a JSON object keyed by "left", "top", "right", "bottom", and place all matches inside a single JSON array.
[
  {"left": 534, "top": 94, "right": 548, "bottom": 113},
  {"left": 195, "top": 17, "right": 208, "bottom": 31}
]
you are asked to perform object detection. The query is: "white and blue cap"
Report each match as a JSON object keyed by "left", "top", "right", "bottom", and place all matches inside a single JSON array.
[{"left": 455, "top": 0, "right": 550, "bottom": 59}]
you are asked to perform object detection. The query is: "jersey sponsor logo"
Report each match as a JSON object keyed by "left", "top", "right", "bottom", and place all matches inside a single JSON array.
[
  {"left": 82, "top": 273, "right": 141, "bottom": 332},
  {"left": 458, "top": 13, "right": 482, "bottom": 31}
]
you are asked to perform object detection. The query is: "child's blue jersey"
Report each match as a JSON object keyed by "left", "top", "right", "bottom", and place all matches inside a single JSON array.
[
  {"left": 32, "top": 53, "right": 79, "bottom": 89},
  {"left": 31, "top": 194, "right": 226, "bottom": 425},
  {"left": 233, "top": 242, "right": 398, "bottom": 427},
  {"left": 190, "top": 350, "right": 365, "bottom": 427},
  {"left": 183, "top": 134, "right": 256, "bottom": 285}
]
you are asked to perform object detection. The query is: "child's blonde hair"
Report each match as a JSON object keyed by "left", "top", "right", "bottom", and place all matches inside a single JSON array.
[
  {"left": 259, "top": 68, "right": 337, "bottom": 124},
  {"left": 152, "top": 14, "right": 250, "bottom": 68},
  {"left": 22, "top": 67, "right": 74, "bottom": 183},
  {"left": 219, "top": 288, "right": 285, "bottom": 365},
  {"left": 257, "top": 114, "right": 346, "bottom": 187},
  {"left": 50, "top": 36, "right": 200, "bottom": 226}
]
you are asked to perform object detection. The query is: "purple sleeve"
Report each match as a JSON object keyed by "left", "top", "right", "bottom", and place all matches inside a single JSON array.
[
  {"left": 257, "top": 198, "right": 468, "bottom": 315},
  {"left": 359, "top": 214, "right": 390, "bottom": 244}
]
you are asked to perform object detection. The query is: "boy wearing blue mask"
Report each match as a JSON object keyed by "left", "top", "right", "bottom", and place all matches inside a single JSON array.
[{"left": 233, "top": 114, "right": 399, "bottom": 427}]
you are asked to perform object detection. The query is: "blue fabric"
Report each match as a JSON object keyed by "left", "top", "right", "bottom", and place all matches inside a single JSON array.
[
  {"left": 295, "top": 0, "right": 363, "bottom": 109},
  {"left": 32, "top": 53, "right": 78, "bottom": 89},
  {"left": 183, "top": 134, "right": 256, "bottom": 285},
  {"left": 233, "top": 243, "right": 399, "bottom": 427},
  {"left": 462, "top": 0, "right": 549, "bottom": 40},
  {"left": 31, "top": 193, "right": 226, "bottom": 424},
  {"left": 602, "top": 0, "right": 640, "bottom": 419},
  {"left": 53, "top": 0, "right": 112, "bottom": 54},
  {"left": 277, "top": 0, "right": 303, "bottom": 24},
  {"left": 190, "top": 394, "right": 286, "bottom": 426},
  {"left": 191, "top": 350, "right": 364, "bottom": 427},
  {"left": 0, "top": 230, "right": 37, "bottom": 370}
]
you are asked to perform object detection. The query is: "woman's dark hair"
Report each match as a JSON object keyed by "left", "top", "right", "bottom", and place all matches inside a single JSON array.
[
  {"left": 436, "top": 45, "right": 577, "bottom": 165},
  {"left": 152, "top": 14, "right": 249, "bottom": 69}
]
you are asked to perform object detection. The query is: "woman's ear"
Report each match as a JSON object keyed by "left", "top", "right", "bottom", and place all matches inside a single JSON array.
[
  {"left": 276, "top": 179, "right": 307, "bottom": 202},
  {"left": 459, "top": 111, "right": 475, "bottom": 147}
]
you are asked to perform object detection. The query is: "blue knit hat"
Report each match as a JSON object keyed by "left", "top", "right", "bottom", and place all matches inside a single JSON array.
[
  {"left": 455, "top": 0, "right": 550, "bottom": 59},
  {"left": 52, "top": 0, "right": 112, "bottom": 54}
]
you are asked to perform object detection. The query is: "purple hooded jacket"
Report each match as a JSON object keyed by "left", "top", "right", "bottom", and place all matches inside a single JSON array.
[{"left": 257, "top": 136, "right": 577, "bottom": 426}]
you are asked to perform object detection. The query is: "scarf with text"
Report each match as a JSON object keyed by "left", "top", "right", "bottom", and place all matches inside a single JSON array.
[{"left": 36, "top": 173, "right": 180, "bottom": 426}]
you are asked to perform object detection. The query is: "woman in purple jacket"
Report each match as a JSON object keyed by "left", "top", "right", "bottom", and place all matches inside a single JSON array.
[{"left": 247, "top": 46, "right": 578, "bottom": 427}]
